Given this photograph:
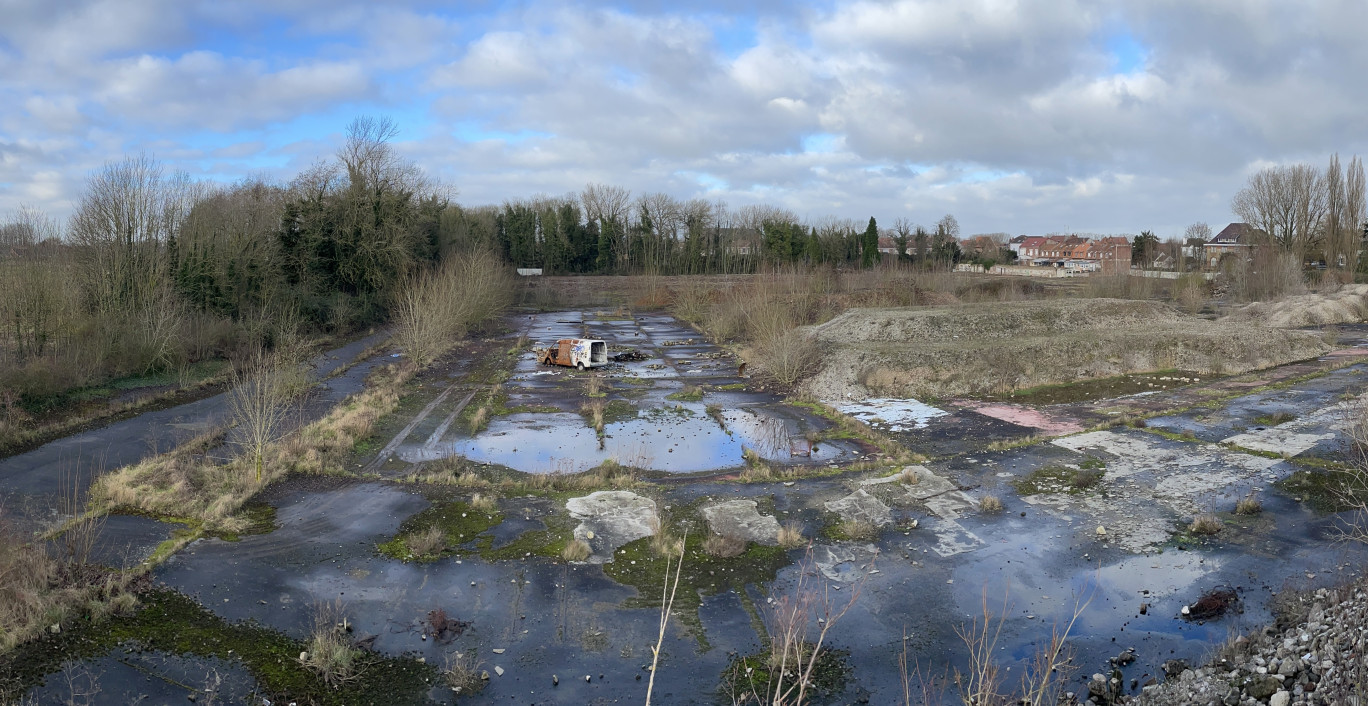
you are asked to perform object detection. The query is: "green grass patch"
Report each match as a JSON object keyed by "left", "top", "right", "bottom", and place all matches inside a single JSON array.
[
  {"left": 667, "top": 386, "right": 705, "bottom": 402},
  {"left": 475, "top": 514, "right": 577, "bottom": 561},
  {"left": 993, "top": 370, "right": 1199, "bottom": 405},
  {"left": 1276, "top": 469, "right": 1362, "bottom": 513},
  {"left": 1252, "top": 411, "right": 1297, "bottom": 426},
  {"left": 377, "top": 500, "right": 504, "bottom": 562},
  {"left": 1012, "top": 463, "right": 1105, "bottom": 495},
  {"left": 213, "top": 502, "right": 277, "bottom": 542},
  {"left": 721, "top": 647, "right": 850, "bottom": 703},
  {"left": 601, "top": 533, "right": 792, "bottom": 632},
  {"left": 601, "top": 399, "right": 638, "bottom": 424},
  {"left": 0, "top": 589, "right": 436, "bottom": 705},
  {"left": 715, "top": 383, "right": 747, "bottom": 391}
]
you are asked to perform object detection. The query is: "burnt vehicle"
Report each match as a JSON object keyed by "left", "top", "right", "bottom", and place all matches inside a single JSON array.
[{"left": 538, "top": 338, "right": 608, "bottom": 370}]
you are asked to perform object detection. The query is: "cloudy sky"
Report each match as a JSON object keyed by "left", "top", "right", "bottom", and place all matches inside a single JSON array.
[{"left": 2, "top": 0, "right": 1366, "bottom": 237}]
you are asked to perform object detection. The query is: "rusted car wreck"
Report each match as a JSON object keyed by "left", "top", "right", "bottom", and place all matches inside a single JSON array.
[{"left": 537, "top": 338, "right": 608, "bottom": 370}]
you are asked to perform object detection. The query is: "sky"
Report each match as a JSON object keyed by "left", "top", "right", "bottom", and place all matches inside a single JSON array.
[{"left": 2, "top": 0, "right": 1367, "bottom": 238}]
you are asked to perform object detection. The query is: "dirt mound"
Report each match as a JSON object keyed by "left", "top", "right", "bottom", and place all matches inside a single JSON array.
[
  {"left": 810, "top": 299, "right": 1182, "bottom": 344},
  {"left": 1224, "top": 284, "right": 1368, "bottom": 328},
  {"left": 801, "top": 299, "right": 1331, "bottom": 401}
]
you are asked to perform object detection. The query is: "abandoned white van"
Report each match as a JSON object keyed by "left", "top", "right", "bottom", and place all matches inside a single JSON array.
[{"left": 537, "top": 338, "right": 608, "bottom": 370}]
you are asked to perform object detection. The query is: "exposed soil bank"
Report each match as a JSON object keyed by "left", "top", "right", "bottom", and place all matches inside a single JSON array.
[
  {"left": 801, "top": 299, "right": 1332, "bottom": 401},
  {"left": 1225, "top": 284, "right": 1368, "bottom": 329}
]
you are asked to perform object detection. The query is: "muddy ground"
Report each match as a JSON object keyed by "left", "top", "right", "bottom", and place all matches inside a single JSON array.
[{"left": 6, "top": 313, "right": 1368, "bottom": 705}]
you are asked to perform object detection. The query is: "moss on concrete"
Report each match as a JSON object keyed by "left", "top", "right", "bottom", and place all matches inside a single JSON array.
[
  {"left": 377, "top": 500, "right": 504, "bottom": 562},
  {"left": 0, "top": 589, "right": 436, "bottom": 705}
]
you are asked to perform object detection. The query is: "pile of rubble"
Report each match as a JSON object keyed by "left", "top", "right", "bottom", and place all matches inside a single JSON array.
[{"left": 1105, "top": 580, "right": 1368, "bottom": 706}]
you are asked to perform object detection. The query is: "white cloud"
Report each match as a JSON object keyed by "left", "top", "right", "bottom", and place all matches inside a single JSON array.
[{"left": 2, "top": 0, "right": 1368, "bottom": 237}]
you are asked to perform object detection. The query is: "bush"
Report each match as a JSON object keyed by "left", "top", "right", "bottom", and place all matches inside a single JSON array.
[
  {"left": 978, "top": 495, "right": 1005, "bottom": 513},
  {"left": 393, "top": 251, "right": 513, "bottom": 366}
]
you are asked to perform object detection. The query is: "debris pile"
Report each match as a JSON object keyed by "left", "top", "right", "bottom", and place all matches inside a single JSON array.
[{"left": 1123, "top": 582, "right": 1368, "bottom": 706}]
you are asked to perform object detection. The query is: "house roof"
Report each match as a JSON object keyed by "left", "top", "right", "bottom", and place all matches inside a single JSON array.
[{"left": 1211, "top": 222, "right": 1264, "bottom": 245}]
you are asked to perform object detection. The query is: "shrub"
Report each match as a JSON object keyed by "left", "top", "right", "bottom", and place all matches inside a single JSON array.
[
  {"left": 978, "top": 495, "right": 1004, "bottom": 513},
  {"left": 393, "top": 251, "right": 513, "bottom": 366}
]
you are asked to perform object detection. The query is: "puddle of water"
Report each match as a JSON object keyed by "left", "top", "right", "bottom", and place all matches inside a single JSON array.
[
  {"left": 408, "top": 405, "right": 850, "bottom": 473},
  {"left": 990, "top": 371, "right": 1206, "bottom": 405},
  {"left": 838, "top": 398, "right": 949, "bottom": 431}
]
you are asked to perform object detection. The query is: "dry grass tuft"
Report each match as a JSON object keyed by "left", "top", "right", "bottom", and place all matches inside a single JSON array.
[
  {"left": 703, "top": 534, "right": 747, "bottom": 558},
  {"left": 777, "top": 521, "right": 806, "bottom": 549},
  {"left": 300, "top": 600, "right": 365, "bottom": 688},
  {"left": 978, "top": 495, "right": 1005, "bottom": 514},
  {"left": 405, "top": 525, "right": 446, "bottom": 558},
  {"left": 92, "top": 362, "right": 415, "bottom": 530},
  {"left": 561, "top": 539, "right": 592, "bottom": 562},
  {"left": 899, "top": 467, "right": 922, "bottom": 485},
  {"left": 444, "top": 651, "right": 486, "bottom": 695},
  {"left": 580, "top": 400, "right": 605, "bottom": 433},
  {"left": 584, "top": 374, "right": 604, "bottom": 397},
  {"left": 838, "top": 518, "right": 881, "bottom": 542},
  {"left": 649, "top": 516, "right": 682, "bottom": 558},
  {"left": 469, "top": 493, "right": 497, "bottom": 513},
  {"left": 468, "top": 406, "right": 489, "bottom": 434},
  {"left": 1234, "top": 494, "right": 1263, "bottom": 515},
  {"left": 1189, "top": 513, "right": 1223, "bottom": 535},
  {"left": 517, "top": 462, "right": 638, "bottom": 493}
]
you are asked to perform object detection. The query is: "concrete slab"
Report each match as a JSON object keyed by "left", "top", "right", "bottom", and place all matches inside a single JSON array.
[
  {"left": 566, "top": 490, "right": 659, "bottom": 564},
  {"left": 824, "top": 489, "right": 893, "bottom": 526},
  {"left": 701, "top": 499, "right": 780, "bottom": 545}
]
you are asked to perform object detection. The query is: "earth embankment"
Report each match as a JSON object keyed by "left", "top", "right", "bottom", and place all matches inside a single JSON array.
[{"left": 801, "top": 299, "right": 1333, "bottom": 401}]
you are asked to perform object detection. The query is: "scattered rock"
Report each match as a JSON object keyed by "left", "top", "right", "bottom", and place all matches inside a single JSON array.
[
  {"left": 567, "top": 491, "right": 659, "bottom": 564},
  {"left": 701, "top": 499, "right": 781, "bottom": 545}
]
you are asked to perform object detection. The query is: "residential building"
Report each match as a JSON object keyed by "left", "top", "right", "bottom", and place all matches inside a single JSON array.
[{"left": 1204, "top": 222, "right": 1263, "bottom": 268}]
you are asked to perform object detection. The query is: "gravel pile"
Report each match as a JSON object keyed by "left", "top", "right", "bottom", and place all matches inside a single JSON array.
[{"left": 1116, "top": 582, "right": 1368, "bottom": 706}]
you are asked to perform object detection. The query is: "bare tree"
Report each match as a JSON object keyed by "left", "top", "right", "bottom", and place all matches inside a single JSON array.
[
  {"left": 1232, "top": 163, "right": 1328, "bottom": 257},
  {"left": 338, "top": 115, "right": 427, "bottom": 193},
  {"left": 229, "top": 351, "right": 292, "bottom": 482},
  {"left": 1183, "top": 222, "right": 1212, "bottom": 243},
  {"left": 69, "top": 154, "right": 179, "bottom": 315},
  {"left": 892, "top": 217, "right": 913, "bottom": 259},
  {"left": 1326, "top": 154, "right": 1367, "bottom": 271}
]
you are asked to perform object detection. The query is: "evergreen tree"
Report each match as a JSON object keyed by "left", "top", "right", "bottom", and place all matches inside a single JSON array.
[{"left": 861, "top": 217, "right": 880, "bottom": 267}]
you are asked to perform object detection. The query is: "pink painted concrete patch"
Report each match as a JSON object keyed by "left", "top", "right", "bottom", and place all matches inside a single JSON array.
[
  {"left": 961, "top": 403, "right": 1085, "bottom": 435},
  {"left": 1327, "top": 347, "right": 1368, "bottom": 357}
]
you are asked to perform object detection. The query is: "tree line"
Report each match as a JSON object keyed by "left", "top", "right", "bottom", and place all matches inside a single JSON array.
[
  {"left": 437, "top": 188, "right": 965, "bottom": 275},
  {"left": 0, "top": 117, "right": 470, "bottom": 426}
]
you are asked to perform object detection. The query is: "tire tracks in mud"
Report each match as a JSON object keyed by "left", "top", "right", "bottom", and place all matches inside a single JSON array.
[{"left": 362, "top": 382, "right": 476, "bottom": 474}]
